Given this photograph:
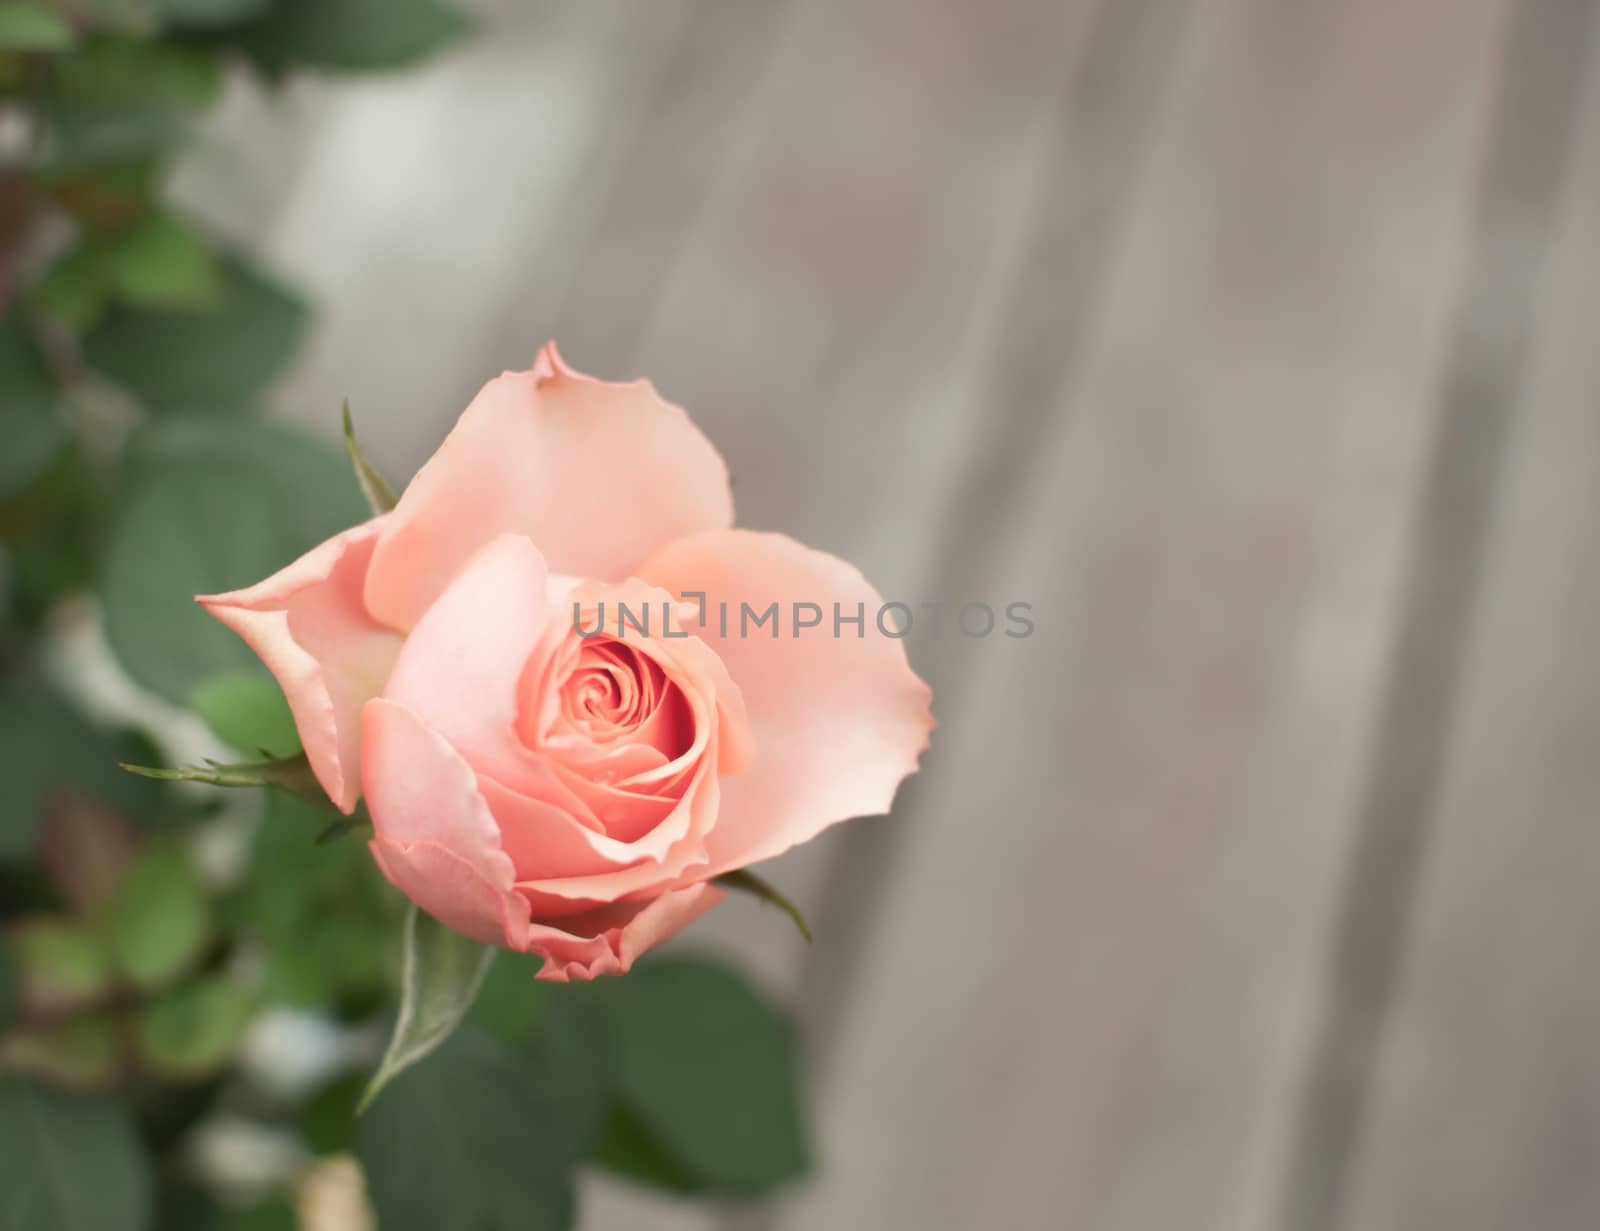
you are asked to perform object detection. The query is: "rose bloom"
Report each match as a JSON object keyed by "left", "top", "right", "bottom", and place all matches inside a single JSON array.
[{"left": 200, "top": 344, "right": 933, "bottom": 980}]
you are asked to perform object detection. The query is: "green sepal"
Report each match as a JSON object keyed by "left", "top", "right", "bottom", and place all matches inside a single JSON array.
[
  {"left": 358, "top": 904, "right": 494, "bottom": 1113},
  {"left": 343, "top": 402, "right": 397, "bottom": 513},
  {"left": 715, "top": 868, "right": 813, "bottom": 942},
  {"left": 121, "top": 750, "right": 323, "bottom": 804}
]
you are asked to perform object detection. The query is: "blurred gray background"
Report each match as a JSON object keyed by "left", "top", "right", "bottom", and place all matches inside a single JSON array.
[{"left": 177, "top": 0, "right": 1600, "bottom": 1227}]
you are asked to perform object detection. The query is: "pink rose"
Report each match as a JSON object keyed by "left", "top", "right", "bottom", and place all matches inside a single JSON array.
[{"left": 199, "top": 344, "right": 932, "bottom": 980}]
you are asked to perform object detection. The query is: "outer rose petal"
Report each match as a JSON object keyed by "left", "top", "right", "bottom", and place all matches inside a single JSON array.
[
  {"left": 370, "top": 838, "right": 528, "bottom": 949},
  {"left": 526, "top": 882, "right": 723, "bottom": 982},
  {"left": 480, "top": 772, "right": 716, "bottom": 905},
  {"left": 362, "top": 698, "right": 530, "bottom": 948},
  {"left": 364, "top": 342, "right": 733, "bottom": 629},
  {"left": 640, "top": 529, "right": 934, "bottom": 875},
  {"left": 363, "top": 698, "right": 720, "bottom": 974},
  {"left": 198, "top": 517, "right": 401, "bottom": 813}
]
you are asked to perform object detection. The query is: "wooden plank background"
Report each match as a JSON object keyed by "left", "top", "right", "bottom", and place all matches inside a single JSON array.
[{"left": 176, "top": 0, "right": 1600, "bottom": 1226}]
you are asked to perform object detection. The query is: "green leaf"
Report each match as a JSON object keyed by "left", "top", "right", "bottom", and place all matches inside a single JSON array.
[
  {"left": 0, "top": 1016, "right": 122, "bottom": 1092},
  {"left": 359, "top": 905, "right": 494, "bottom": 1113},
  {"left": 54, "top": 36, "right": 222, "bottom": 109},
  {"left": 0, "top": 447, "right": 109, "bottom": 626},
  {"left": 342, "top": 403, "right": 397, "bottom": 514},
  {"left": 38, "top": 215, "right": 221, "bottom": 325},
  {"left": 464, "top": 949, "right": 550, "bottom": 1045},
  {"left": 157, "top": 0, "right": 269, "bottom": 25},
  {"left": 149, "top": 1184, "right": 219, "bottom": 1231},
  {"left": 34, "top": 242, "right": 118, "bottom": 329},
  {"left": 0, "top": 1079, "right": 152, "bottom": 1230},
  {"left": 133, "top": 975, "right": 258, "bottom": 1078},
  {"left": 11, "top": 919, "right": 114, "bottom": 1016},
  {"left": 82, "top": 256, "right": 307, "bottom": 414},
  {"left": 516, "top": 983, "right": 610, "bottom": 1152},
  {"left": 53, "top": 159, "right": 163, "bottom": 220},
  {"left": 0, "top": 681, "right": 164, "bottom": 858},
  {"left": 232, "top": 793, "right": 395, "bottom": 1009},
  {"left": 38, "top": 38, "right": 222, "bottom": 178},
  {"left": 124, "top": 414, "right": 367, "bottom": 492},
  {"left": 260, "top": 910, "right": 387, "bottom": 1008},
  {"left": 38, "top": 791, "right": 141, "bottom": 915},
  {"left": 215, "top": 1201, "right": 295, "bottom": 1231},
  {"left": 597, "top": 957, "right": 810, "bottom": 1194},
  {"left": 104, "top": 840, "right": 210, "bottom": 989},
  {"left": 190, "top": 671, "right": 300, "bottom": 756},
  {"left": 0, "top": 3, "right": 74, "bottom": 52},
  {"left": 0, "top": 320, "right": 68, "bottom": 500},
  {"left": 39, "top": 102, "right": 183, "bottom": 176},
  {"left": 237, "top": 0, "right": 470, "bottom": 72},
  {"left": 0, "top": 939, "right": 17, "bottom": 1032},
  {"left": 590, "top": 1103, "right": 708, "bottom": 1196},
  {"left": 109, "top": 213, "right": 223, "bottom": 309},
  {"left": 100, "top": 418, "right": 367, "bottom": 702},
  {"left": 70, "top": 1, "right": 150, "bottom": 37},
  {"left": 297, "top": 1071, "right": 364, "bottom": 1155},
  {"left": 356, "top": 1027, "right": 577, "bottom": 1231}
]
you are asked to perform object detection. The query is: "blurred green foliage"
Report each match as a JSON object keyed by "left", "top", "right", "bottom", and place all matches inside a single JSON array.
[
  {"left": 104, "top": 837, "right": 211, "bottom": 988},
  {"left": 0, "top": 1075, "right": 149, "bottom": 1229},
  {"left": 0, "top": 4, "right": 466, "bottom": 1225},
  {"left": 356, "top": 953, "right": 811, "bottom": 1229},
  {"left": 104, "top": 417, "right": 367, "bottom": 701},
  {"left": 190, "top": 668, "right": 299, "bottom": 755},
  {"left": 227, "top": 792, "right": 395, "bottom": 1012},
  {"left": 0, "top": 4, "right": 814, "bottom": 1227},
  {"left": 593, "top": 958, "right": 812, "bottom": 1193},
  {"left": 82, "top": 258, "right": 306, "bottom": 410}
]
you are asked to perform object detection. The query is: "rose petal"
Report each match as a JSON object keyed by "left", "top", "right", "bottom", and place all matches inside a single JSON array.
[
  {"left": 525, "top": 882, "right": 724, "bottom": 982},
  {"left": 364, "top": 342, "right": 733, "bottom": 629},
  {"left": 478, "top": 773, "right": 662, "bottom": 887},
  {"left": 369, "top": 838, "right": 529, "bottom": 949},
  {"left": 363, "top": 698, "right": 720, "bottom": 970},
  {"left": 535, "top": 581, "right": 755, "bottom": 787},
  {"left": 362, "top": 698, "right": 529, "bottom": 948},
  {"left": 198, "top": 517, "right": 401, "bottom": 813},
  {"left": 490, "top": 765, "right": 721, "bottom": 907},
  {"left": 640, "top": 529, "right": 934, "bottom": 874},
  {"left": 379, "top": 533, "right": 551, "bottom": 795}
]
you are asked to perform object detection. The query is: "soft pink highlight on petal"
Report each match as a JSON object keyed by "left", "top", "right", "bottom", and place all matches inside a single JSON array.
[
  {"left": 361, "top": 699, "right": 529, "bottom": 949},
  {"left": 380, "top": 534, "right": 550, "bottom": 795},
  {"left": 640, "top": 529, "right": 934, "bottom": 875},
  {"left": 197, "top": 517, "right": 400, "bottom": 813},
  {"left": 502, "top": 768, "right": 723, "bottom": 902},
  {"left": 369, "top": 838, "right": 530, "bottom": 949},
  {"left": 364, "top": 343, "right": 733, "bottom": 629},
  {"left": 478, "top": 774, "right": 664, "bottom": 887},
  {"left": 527, "top": 882, "right": 723, "bottom": 982}
]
